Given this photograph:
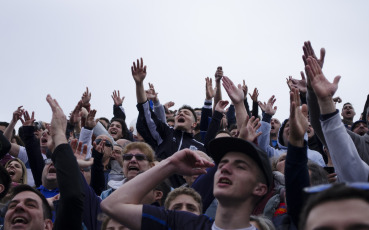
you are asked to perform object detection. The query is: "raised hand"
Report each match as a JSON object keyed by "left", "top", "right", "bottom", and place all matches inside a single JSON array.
[
  {"left": 131, "top": 58, "right": 147, "bottom": 84},
  {"left": 12, "top": 106, "right": 24, "bottom": 122},
  {"left": 222, "top": 76, "right": 244, "bottom": 105},
  {"left": 215, "top": 100, "right": 229, "bottom": 114},
  {"left": 81, "top": 87, "right": 91, "bottom": 107},
  {"left": 333, "top": 96, "right": 342, "bottom": 104},
  {"left": 93, "top": 139, "right": 105, "bottom": 154},
  {"left": 85, "top": 109, "right": 97, "bottom": 129},
  {"left": 145, "top": 83, "right": 158, "bottom": 102},
  {"left": 164, "top": 101, "right": 175, "bottom": 114},
  {"left": 239, "top": 115, "right": 262, "bottom": 142},
  {"left": 242, "top": 80, "right": 248, "bottom": 99},
  {"left": 287, "top": 72, "right": 307, "bottom": 94},
  {"left": 69, "top": 101, "right": 82, "bottom": 125},
  {"left": 168, "top": 149, "right": 214, "bottom": 176},
  {"left": 46, "top": 94, "right": 68, "bottom": 152},
  {"left": 111, "top": 90, "right": 125, "bottom": 106},
  {"left": 71, "top": 139, "right": 93, "bottom": 168},
  {"left": 305, "top": 57, "right": 341, "bottom": 103},
  {"left": 249, "top": 88, "right": 259, "bottom": 102},
  {"left": 214, "top": 66, "right": 223, "bottom": 82},
  {"left": 302, "top": 41, "right": 326, "bottom": 68},
  {"left": 289, "top": 87, "right": 309, "bottom": 147},
  {"left": 258, "top": 95, "right": 277, "bottom": 116},
  {"left": 205, "top": 77, "right": 215, "bottom": 100},
  {"left": 21, "top": 110, "right": 35, "bottom": 127}
]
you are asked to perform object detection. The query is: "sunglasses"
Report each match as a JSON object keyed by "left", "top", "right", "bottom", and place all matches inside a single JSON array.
[
  {"left": 123, "top": 153, "right": 147, "bottom": 161},
  {"left": 95, "top": 139, "right": 112, "bottom": 147},
  {"left": 304, "top": 182, "right": 369, "bottom": 194}
]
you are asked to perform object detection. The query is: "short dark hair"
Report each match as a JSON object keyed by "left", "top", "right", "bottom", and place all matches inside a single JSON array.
[
  {"left": 178, "top": 105, "right": 197, "bottom": 123},
  {"left": 8, "top": 184, "right": 52, "bottom": 220},
  {"left": 110, "top": 118, "right": 130, "bottom": 139},
  {"left": 0, "top": 164, "right": 11, "bottom": 199},
  {"left": 299, "top": 183, "right": 369, "bottom": 230},
  {"left": 0, "top": 122, "right": 9, "bottom": 128},
  {"left": 155, "top": 180, "right": 171, "bottom": 206}
]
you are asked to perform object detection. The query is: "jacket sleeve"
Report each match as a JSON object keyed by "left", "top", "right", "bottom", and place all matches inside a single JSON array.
[
  {"left": 226, "top": 104, "right": 236, "bottom": 129},
  {"left": 252, "top": 101, "right": 259, "bottom": 118},
  {"left": 113, "top": 105, "right": 126, "bottom": 120},
  {"left": 204, "top": 111, "right": 223, "bottom": 154},
  {"left": 90, "top": 149, "right": 105, "bottom": 195},
  {"left": 191, "top": 165, "right": 216, "bottom": 213},
  {"left": 52, "top": 144, "right": 85, "bottom": 230},
  {"left": 321, "top": 111, "right": 369, "bottom": 182},
  {"left": 22, "top": 126, "right": 44, "bottom": 187},
  {"left": 136, "top": 101, "right": 169, "bottom": 149},
  {"left": 307, "top": 88, "right": 327, "bottom": 147},
  {"left": 153, "top": 100, "right": 167, "bottom": 123},
  {"left": 285, "top": 142, "right": 310, "bottom": 227},
  {"left": 0, "top": 131, "right": 11, "bottom": 159}
]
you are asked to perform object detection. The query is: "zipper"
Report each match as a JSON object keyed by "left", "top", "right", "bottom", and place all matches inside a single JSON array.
[{"left": 177, "top": 131, "right": 184, "bottom": 151}]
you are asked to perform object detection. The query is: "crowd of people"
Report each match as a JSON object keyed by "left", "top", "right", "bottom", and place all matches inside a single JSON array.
[{"left": 0, "top": 41, "right": 368, "bottom": 230}]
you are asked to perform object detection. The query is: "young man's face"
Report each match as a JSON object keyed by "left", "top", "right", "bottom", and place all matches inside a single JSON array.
[
  {"left": 341, "top": 104, "right": 356, "bottom": 120},
  {"left": 5, "top": 191, "right": 53, "bottom": 230},
  {"left": 270, "top": 118, "right": 281, "bottom": 136},
  {"left": 168, "top": 194, "right": 201, "bottom": 215},
  {"left": 108, "top": 121, "right": 123, "bottom": 140},
  {"left": 305, "top": 199, "right": 369, "bottom": 230},
  {"left": 174, "top": 109, "right": 196, "bottom": 133},
  {"left": 213, "top": 152, "right": 266, "bottom": 203}
]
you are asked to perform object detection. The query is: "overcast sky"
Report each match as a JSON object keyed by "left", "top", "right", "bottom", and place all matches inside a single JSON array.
[{"left": 1, "top": 1, "right": 368, "bottom": 132}]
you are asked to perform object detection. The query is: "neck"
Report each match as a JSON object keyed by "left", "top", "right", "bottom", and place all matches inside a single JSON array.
[
  {"left": 43, "top": 180, "right": 58, "bottom": 190},
  {"left": 214, "top": 199, "right": 253, "bottom": 229},
  {"left": 270, "top": 133, "right": 278, "bottom": 140}
]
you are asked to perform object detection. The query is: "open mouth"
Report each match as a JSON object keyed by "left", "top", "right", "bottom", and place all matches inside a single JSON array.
[
  {"left": 8, "top": 170, "right": 15, "bottom": 176},
  {"left": 128, "top": 166, "right": 139, "bottom": 172},
  {"left": 48, "top": 167, "right": 56, "bottom": 174},
  {"left": 177, "top": 117, "right": 185, "bottom": 123},
  {"left": 12, "top": 217, "right": 28, "bottom": 224},
  {"left": 110, "top": 130, "right": 117, "bottom": 135},
  {"left": 41, "top": 138, "right": 48, "bottom": 144},
  {"left": 218, "top": 178, "right": 232, "bottom": 185}
]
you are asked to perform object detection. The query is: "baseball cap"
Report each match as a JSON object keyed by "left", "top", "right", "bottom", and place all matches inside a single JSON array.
[{"left": 208, "top": 137, "right": 272, "bottom": 190}]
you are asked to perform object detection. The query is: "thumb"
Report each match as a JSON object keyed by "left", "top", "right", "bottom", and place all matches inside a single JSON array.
[{"left": 333, "top": 75, "right": 341, "bottom": 86}]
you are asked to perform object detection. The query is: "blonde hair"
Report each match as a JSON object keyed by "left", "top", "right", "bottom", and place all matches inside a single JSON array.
[
  {"left": 5, "top": 158, "right": 28, "bottom": 185},
  {"left": 122, "top": 142, "right": 155, "bottom": 162}
]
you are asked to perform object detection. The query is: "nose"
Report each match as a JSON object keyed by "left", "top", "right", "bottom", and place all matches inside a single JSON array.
[{"left": 220, "top": 163, "right": 232, "bottom": 175}]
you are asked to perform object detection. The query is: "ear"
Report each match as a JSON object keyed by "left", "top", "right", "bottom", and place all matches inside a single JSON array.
[
  {"left": 0, "top": 184, "right": 5, "bottom": 195},
  {"left": 154, "top": 190, "right": 163, "bottom": 203},
  {"left": 191, "top": 121, "right": 197, "bottom": 130},
  {"left": 252, "top": 183, "right": 268, "bottom": 197},
  {"left": 44, "top": 219, "right": 53, "bottom": 230}
]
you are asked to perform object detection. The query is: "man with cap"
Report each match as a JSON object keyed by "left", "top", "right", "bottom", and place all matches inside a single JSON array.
[{"left": 101, "top": 135, "right": 272, "bottom": 229}]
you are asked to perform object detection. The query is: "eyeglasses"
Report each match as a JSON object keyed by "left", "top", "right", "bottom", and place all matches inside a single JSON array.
[
  {"left": 44, "top": 158, "right": 53, "bottom": 165},
  {"left": 95, "top": 139, "right": 113, "bottom": 147},
  {"left": 123, "top": 153, "right": 148, "bottom": 161},
  {"left": 304, "top": 182, "right": 369, "bottom": 194}
]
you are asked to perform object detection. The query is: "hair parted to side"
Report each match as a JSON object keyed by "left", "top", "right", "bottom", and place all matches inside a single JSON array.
[
  {"left": 164, "top": 187, "right": 202, "bottom": 213},
  {"left": 178, "top": 105, "right": 197, "bottom": 123}
]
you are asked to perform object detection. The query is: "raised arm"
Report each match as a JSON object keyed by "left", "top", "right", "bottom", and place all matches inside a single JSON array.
[
  {"left": 112, "top": 90, "right": 126, "bottom": 120},
  {"left": 222, "top": 76, "right": 247, "bottom": 134},
  {"left": 101, "top": 149, "right": 214, "bottom": 230},
  {"left": 46, "top": 95, "right": 84, "bottom": 230},
  {"left": 213, "top": 66, "right": 223, "bottom": 112},
  {"left": 306, "top": 57, "right": 369, "bottom": 182},
  {"left": 4, "top": 106, "right": 25, "bottom": 158},
  {"left": 132, "top": 58, "right": 148, "bottom": 104},
  {"left": 146, "top": 83, "right": 167, "bottom": 123},
  {"left": 285, "top": 87, "right": 310, "bottom": 226}
]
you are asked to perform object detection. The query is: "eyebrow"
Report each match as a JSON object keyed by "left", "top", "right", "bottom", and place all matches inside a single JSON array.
[{"left": 9, "top": 198, "right": 39, "bottom": 206}]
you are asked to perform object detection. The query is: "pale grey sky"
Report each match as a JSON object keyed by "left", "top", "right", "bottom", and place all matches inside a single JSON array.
[{"left": 1, "top": 1, "right": 368, "bottom": 131}]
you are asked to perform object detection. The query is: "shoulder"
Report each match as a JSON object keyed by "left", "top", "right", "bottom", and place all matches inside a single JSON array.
[{"left": 142, "top": 205, "right": 213, "bottom": 230}]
